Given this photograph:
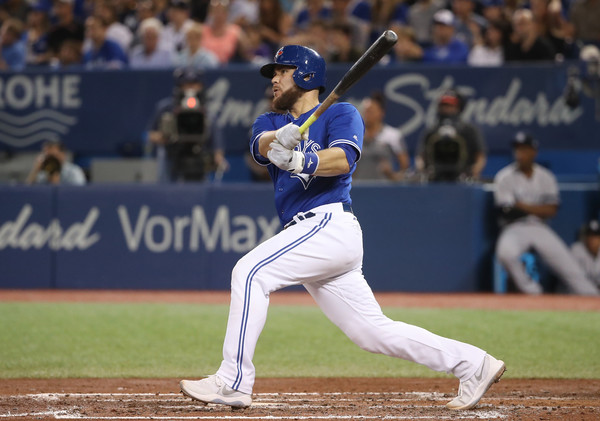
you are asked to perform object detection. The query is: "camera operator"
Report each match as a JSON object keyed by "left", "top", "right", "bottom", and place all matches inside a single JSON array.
[
  {"left": 415, "top": 89, "right": 486, "bottom": 182},
  {"left": 26, "top": 139, "right": 86, "bottom": 185},
  {"left": 146, "top": 67, "right": 226, "bottom": 182}
]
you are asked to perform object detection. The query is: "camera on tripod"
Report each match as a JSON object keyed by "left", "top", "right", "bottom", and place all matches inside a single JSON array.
[
  {"left": 159, "top": 68, "right": 212, "bottom": 181},
  {"left": 424, "top": 120, "right": 468, "bottom": 182}
]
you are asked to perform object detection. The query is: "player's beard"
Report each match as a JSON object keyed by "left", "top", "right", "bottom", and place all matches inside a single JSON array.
[{"left": 272, "top": 85, "right": 305, "bottom": 113}]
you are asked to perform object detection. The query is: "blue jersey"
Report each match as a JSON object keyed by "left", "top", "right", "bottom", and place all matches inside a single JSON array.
[{"left": 251, "top": 102, "right": 364, "bottom": 226}]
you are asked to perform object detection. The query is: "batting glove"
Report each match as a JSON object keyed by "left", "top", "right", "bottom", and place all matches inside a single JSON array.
[
  {"left": 274, "top": 123, "right": 307, "bottom": 150},
  {"left": 267, "top": 142, "right": 304, "bottom": 173}
]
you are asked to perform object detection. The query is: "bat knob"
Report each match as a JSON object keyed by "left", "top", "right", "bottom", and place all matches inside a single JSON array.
[{"left": 383, "top": 30, "right": 398, "bottom": 44}]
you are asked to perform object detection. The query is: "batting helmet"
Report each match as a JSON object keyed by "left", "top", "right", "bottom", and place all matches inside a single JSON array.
[{"left": 260, "top": 45, "right": 326, "bottom": 93}]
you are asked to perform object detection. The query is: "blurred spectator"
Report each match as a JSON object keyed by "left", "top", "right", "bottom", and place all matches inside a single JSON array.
[
  {"left": 229, "top": 0, "right": 259, "bottom": 27},
  {"left": 330, "top": 0, "right": 370, "bottom": 51},
  {"left": 83, "top": 15, "right": 128, "bottom": 69},
  {"left": 146, "top": 68, "right": 226, "bottom": 182},
  {"left": 571, "top": 220, "right": 600, "bottom": 289},
  {"left": 494, "top": 132, "right": 599, "bottom": 295},
  {"left": 531, "top": 0, "right": 573, "bottom": 59},
  {"left": 202, "top": 0, "right": 241, "bottom": 65},
  {"left": 295, "top": 0, "right": 331, "bottom": 30},
  {"left": 95, "top": 0, "right": 134, "bottom": 53},
  {"left": 46, "top": 0, "right": 84, "bottom": 62},
  {"left": 162, "top": 0, "right": 194, "bottom": 54},
  {"left": 468, "top": 20, "right": 505, "bottom": 66},
  {"left": 0, "top": 18, "right": 26, "bottom": 71},
  {"left": 256, "top": 0, "right": 292, "bottom": 56},
  {"left": 422, "top": 10, "right": 469, "bottom": 63},
  {"left": 175, "top": 22, "right": 219, "bottom": 69},
  {"left": 52, "top": 38, "right": 82, "bottom": 68},
  {"left": 234, "top": 23, "right": 271, "bottom": 65},
  {"left": 119, "top": 0, "right": 140, "bottom": 34},
  {"left": 505, "top": 9, "right": 555, "bottom": 61},
  {"left": 0, "top": 0, "right": 31, "bottom": 24},
  {"left": 26, "top": 139, "right": 86, "bottom": 185},
  {"left": 127, "top": 0, "right": 158, "bottom": 46},
  {"left": 129, "top": 17, "right": 173, "bottom": 68},
  {"left": 355, "top": 91, "right": 410, "bottom": 181},
  {"left": 408, "top": 0, "right": 445, "bottom": 45},
  {"left": 480, "top": 0, "right": 509, "bottom": 26},
  {"left": 283, "top": 19, "right": 329, "bottom": 58},
  {"left": 451, "top": 0, "right": 487, "bottom": 47},
  {"left": 568, "top": 0, "right": 600, "bottom": 45},
  {"left": 25, "top": 5, "right": 51, "bottom": 67},
  {"left": 327, "top": 21, "right": 363, "bottom": 63},
  {"left": 391, "top": 24, "right": 423, "bottom": 62},
  {"left": 415, "top": 89, "right": 486, "bottom": 181}
]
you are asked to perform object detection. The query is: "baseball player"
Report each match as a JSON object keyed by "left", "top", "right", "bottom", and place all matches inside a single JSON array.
[
  {"left": 494, "top": 132, "right": 599, "bottom": 295},
  {"left": 180, "top": 45, "right": 505, "bottom": 410},
  {"left": 570, "top": 220, "right": 600, "bottom": 288}
]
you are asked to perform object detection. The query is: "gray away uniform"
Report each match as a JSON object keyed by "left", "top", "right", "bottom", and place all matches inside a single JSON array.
[{"left": 493, "top": 163, "right": 599, "bottom": 295}]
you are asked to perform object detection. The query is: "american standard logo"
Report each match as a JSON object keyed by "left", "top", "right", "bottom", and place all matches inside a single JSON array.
[
  {"left": 0, "top": 205, "right": 279, "bottom": 253},
  {"left": 0, "top": 75, "right": 80, "bottom": 147},
  {"left": 0, "top": 204, "right": 99, "bottom": 251}
]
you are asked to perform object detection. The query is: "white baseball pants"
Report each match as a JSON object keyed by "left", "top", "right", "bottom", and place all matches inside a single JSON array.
[{"left": 216, "top": 203, "right": 486, "bottom": 394}]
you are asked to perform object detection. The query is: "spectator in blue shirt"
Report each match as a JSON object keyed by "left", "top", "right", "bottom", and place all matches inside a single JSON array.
[
  {"left": 423, "top": 9, "right": 469, "bottom": 63},
  {"left": 83, "top": 15, "right": 128, "bottom": 69},
  {"left": 0, "top": 18, "right": 27, "bottom": 71}
]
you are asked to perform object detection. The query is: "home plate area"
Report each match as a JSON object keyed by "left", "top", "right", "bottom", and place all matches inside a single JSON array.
[{"left": 1, "top": 379, "right": 599, "bottom": 421}]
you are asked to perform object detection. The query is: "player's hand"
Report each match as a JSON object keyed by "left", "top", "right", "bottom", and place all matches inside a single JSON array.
[
  {"left": 275, "top": 123, "right": 307, "bottom": 150},
  {"left": 267, "top": 141, "right": 304, "bottom": 173}
]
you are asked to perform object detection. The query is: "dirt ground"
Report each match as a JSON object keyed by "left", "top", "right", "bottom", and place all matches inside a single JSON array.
[{"left": 1, "top": 290, "right": 599, "bottom": 421}]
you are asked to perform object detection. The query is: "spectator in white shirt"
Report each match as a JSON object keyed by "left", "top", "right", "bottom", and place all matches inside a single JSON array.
[
  {"left": 130, "top": 17, "right": 174, "bottom": 69},
  {"left": 468, "top": 21, "right": 505, "bottom": 66}
]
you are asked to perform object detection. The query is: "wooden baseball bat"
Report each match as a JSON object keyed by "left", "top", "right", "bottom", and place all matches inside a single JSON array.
[{"left": 298, "top": 30, "right": 398, "bottom": 135}]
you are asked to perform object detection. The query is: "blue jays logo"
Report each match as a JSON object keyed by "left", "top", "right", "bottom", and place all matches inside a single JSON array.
[{"left": 291, "top": 139, "right": 321, "bottom": 189}]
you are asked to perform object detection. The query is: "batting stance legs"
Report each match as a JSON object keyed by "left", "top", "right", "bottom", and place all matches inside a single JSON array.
[{"left": 214, "top": 203, "right": 488, "bottom": 395}]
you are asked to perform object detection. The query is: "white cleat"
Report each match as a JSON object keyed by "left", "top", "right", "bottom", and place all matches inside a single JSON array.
[
  {"left": 180, "top": 375, "right": 252, "bottom": 408},
  {"left": 446, "top": 354, "right": 506, "bottom": 410}
]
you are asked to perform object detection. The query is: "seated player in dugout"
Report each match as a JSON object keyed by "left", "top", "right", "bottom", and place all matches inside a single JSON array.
[
  {"left": 179, "top": 44, "right": 506, "bottom": 411},
  {"left": 494, "top": 131, "right": 599, "bottom": 295}
]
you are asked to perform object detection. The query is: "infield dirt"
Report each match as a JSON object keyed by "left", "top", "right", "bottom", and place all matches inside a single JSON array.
[{"left": 1, "top": 290, "right": 599, "bottom": 420}]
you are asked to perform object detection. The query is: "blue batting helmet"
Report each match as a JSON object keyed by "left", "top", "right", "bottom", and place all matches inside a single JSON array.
[{"left": 260, "top": 45, "right": 326, "bottom": 93}]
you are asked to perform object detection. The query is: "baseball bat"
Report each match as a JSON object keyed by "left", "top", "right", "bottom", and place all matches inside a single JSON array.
[{"left": 298, "top": 30, "right": 398, "bottom": 135}]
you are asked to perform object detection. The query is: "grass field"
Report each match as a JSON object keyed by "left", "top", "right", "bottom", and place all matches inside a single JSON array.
[{"left": 1, "top": 301, "right": 599, "bottom": 379}]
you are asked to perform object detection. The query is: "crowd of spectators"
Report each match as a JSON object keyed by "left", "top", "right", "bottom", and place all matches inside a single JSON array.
[{"left": 1, "top": 0, "right": 599, "bottom": 71}]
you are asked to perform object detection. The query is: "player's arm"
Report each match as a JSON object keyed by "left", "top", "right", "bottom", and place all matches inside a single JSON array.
[
  {"left": 313, "top": 147, "right": 350, "bottom": 176},
  {"left": 258, "top": 131, "right": 277, "bottom": 158},
  {"left": 514, "top": 202, "right": 558, "bottom": 219}
]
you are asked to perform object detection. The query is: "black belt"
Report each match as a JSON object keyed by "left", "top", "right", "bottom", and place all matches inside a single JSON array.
[{"left": 284, "top": 203, "right": 353, "bottom": 229}]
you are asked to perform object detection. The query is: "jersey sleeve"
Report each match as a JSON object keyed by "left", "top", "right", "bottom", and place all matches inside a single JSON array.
[
  {"left": 326, "top": 103, "right": 364, "bottom": 160},
  {"left": 493, "top": 169, "right": 516, "bottom": 207},
  {"left": 541, "top": 170, "right": 560, "bottom": 205},
  {"left": 250, "top": 113, "right": 276, "bottom": 166}
]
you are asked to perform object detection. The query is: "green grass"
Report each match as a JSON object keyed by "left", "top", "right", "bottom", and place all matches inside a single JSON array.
[{"left": 1, "top": 302, "right": 599, "bottom": 379}]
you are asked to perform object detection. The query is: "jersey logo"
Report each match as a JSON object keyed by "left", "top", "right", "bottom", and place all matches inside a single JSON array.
[{"left": 291, "top": 139, "right": 321, "bottom": 190}]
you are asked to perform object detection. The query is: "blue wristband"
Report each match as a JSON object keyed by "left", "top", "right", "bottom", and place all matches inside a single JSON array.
[{"left": 301, "top": 152, "right": 319, "bottom": 174}]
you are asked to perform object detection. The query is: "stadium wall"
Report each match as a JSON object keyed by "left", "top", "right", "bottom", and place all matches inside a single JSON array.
[
  {"left": 1, "top": 183, "right": 597, "bottom": 292},
  {"left": 1, "top": 64, "right": 599, "bottom": 180}
]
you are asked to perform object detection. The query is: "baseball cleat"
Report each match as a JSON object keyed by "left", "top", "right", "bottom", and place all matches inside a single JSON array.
[
  {"left": 180, "top": 375, "right": 252, "bottom": 408},
  {"left": 446, "top": 354, "right": 506, "bottom": 410}
]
